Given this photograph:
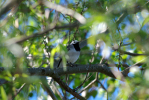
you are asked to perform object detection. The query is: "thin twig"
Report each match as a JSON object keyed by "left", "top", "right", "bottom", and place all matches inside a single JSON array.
[
  {"left": 61, "top": 14, "right": 69, "bottom": 22},
  {"left": 12, "top": 83, "right": 26, "bottom": 100},
  {"left": 5, "top": 22, "right": 80, "bottom": 45},
  {"left": 118, "top": 42, "right": 122, "bottom": 70},
  {"left": 120, "top": 50, "right": 148, "bottom": 56},
  {"left": 121, "top": 42, "right": 135, "bottom": 46},
  {"left": 41, "top": 77, "right": 58, "bottom": 100},
  {"left": 68, "top": 16, "right": 72, "bottom": 43},
  {"left": 96, "top": 57, "right": 108, "bottom": 99},
  {"left": 73, "top": 0, "right": 85, "bottom": 40},
  {"left": 79, "top": 79, "right": 96, "bottom": 94},
  {"left": 73, "top": 72, "right": 89, "bottom": 91},
  {"left": 73, "top": 48, "right": 94, "bottom": 91},
  {"left": 97, "top": 80, "right": 107, "bottom": 91},
  {"left": 122, "top": 57, "right": 147, "bottom": 75},
  {"left": 52, "top": 82, "right": 63, "bottom": 99}
]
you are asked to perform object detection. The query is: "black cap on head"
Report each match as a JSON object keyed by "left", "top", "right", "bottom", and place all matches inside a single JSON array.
[{"left": 71, "top": 40, "right": 80, "bottom": 51}]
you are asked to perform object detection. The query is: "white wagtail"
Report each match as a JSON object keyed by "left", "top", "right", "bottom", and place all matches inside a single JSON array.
[{"left": 57, "top": 40, "right": 81, "bottom": 68}]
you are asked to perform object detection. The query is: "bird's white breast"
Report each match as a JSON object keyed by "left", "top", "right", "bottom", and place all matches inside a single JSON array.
[{"left": 67, "top": 48, "right": 80, "bottom": 63}]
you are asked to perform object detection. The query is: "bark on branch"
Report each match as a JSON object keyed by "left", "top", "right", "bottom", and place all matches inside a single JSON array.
[
  {"left": 0, "top": 64, "right": 127, "bottom": 79},
  {"left": 0, "top": 0, "right": 23, "bottom": 18},
  {"left": 0, "top": 63, "right": 128, "bottom": 85}
]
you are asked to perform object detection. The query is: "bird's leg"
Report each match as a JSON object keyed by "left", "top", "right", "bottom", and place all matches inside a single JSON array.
[
  {"left": 67, "top": 62, "right": 73, "bottom": 67},
  {"left": 67, "top": 62, "right": 78, "bottom": 67},
  {"left": 73, "top": 63, "right": 78, "bottom": 67}
]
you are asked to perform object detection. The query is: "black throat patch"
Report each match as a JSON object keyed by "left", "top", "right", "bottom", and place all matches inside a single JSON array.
[{"left": 73, "top": 42, "right": 80, "bottom": 51}]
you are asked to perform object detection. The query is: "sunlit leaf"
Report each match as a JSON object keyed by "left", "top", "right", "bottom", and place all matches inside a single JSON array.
[
  {"left": 50, "top": 48, "right": 56, "bottom": 68},
  {"left": 142, "top": 17, "right": 149, "bottom": 27},
  {"left": 56, "top": 0, "right": 60, "bottom": 3},
  {"left": 0, "top": 86, "right": 7, "bottom": 100}
]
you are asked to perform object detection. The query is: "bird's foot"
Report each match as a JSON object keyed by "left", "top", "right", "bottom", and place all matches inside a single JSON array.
[
  {"left": 72, "top": 64, "right": 78, "bottom": 67},
  {"left": 67, "top": 62, "right": 73, "bottom": 67},
  {"left": 67, "top": 62, "right": 78, "bottom": 67}
]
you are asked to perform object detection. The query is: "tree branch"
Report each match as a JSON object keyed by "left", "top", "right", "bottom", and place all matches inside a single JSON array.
[
  {"left": 40, "top": 77, "right": 58, "bottom": 100},
  {"left": 51, "top": 82, "right": 63, "bottom": 99},
  {"left": 0, "top": 63, "right": 127, "bottom": 85},
  {"left": 27, "top": 64, "right": 119, "bottom": 79},
  {"left": 54, "top": 79, "right": 86, "bottom": 100},
  {"left": 12, "top": 83, "right": 26, "bottom": 100},
  {"left": 0, "top": 64, "right": 127, "bottom": 81},
  {"left": 0, "top": 0, "right": 23, "bottom": 18},
  {"left": 52, "top": 72, "right": 86, "bottom": 100},
  {"left": 42, "top": 0, "right": 86, "bottom": 24},
  {"left": 5, "top": 22, "right": 80, "bottom": 45}
]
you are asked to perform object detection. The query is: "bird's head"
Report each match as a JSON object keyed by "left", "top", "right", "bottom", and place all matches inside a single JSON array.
[
  {"left": 71, "top": 40, "right": 79, "bottom": 45},
  {"left": 70, "top": 40, "right": 80, "bottom": 51}
]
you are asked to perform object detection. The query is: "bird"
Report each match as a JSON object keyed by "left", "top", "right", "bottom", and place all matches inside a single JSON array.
[{"left": 57, "top": 40, "right": 81, "bottom": 68}]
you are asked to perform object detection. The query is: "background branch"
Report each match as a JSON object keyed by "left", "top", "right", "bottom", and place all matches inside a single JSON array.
[
  {"left": 0, "top": 0, "right": 23, "bottom": 18},
  {"left": 5, "top": 22, "right": 80, "bottom": 45},
  {"left": 40, "top": 77, "right": 58, "bottom": 100}
]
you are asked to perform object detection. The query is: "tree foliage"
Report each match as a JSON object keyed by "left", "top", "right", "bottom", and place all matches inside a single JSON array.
[{"left": 0, "top": 0, "right": 149, "bottom": 100}]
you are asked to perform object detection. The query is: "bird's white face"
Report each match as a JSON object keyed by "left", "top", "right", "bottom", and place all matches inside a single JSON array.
[{"left": 71, "top": 40, "right": 79, "bottom": 45}]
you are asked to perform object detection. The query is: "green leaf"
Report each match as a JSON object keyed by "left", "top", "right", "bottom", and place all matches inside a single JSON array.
[
  {"left": 28, "top": 92, "right": 33, "bottom": 97},
  {"left": 142, "top": 17, "right": 149, "bottom": 27},
  {"left": 121, "top": 54, "right": 128, "bottom": 60},
  {"left": 87, "top": 35, "right": 96, "bottom": 46},
  {"left": 56, "top": 0, "right": 60, "bottom": 3},
  {"left": 62, "top": 56, "right": 67, "bottom": 71},
  {"left": 50, "top": 48, "right": 56, "bottom": 69},
  {"left": 92, "top": 90, "right": 98, "bottom": 98},
  {"left": 0, "top": 86, "right": 7, "bottom": 100}
]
